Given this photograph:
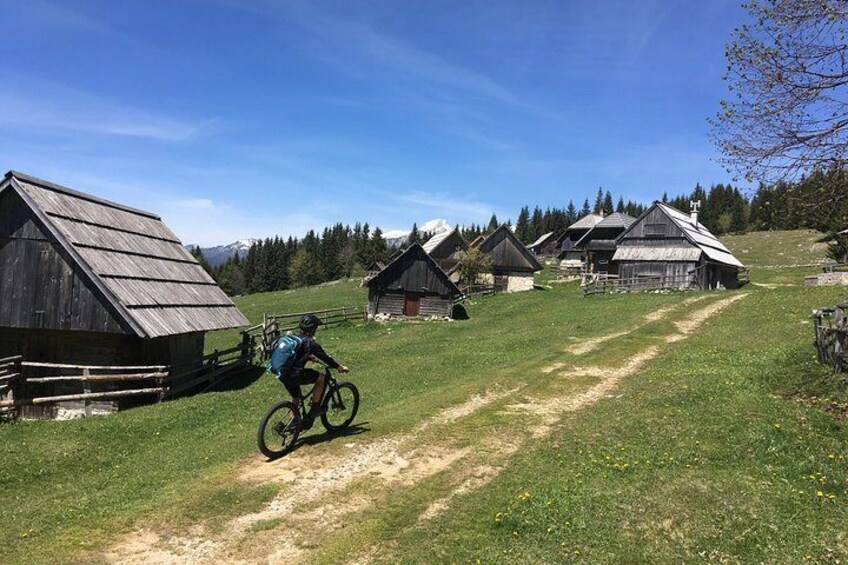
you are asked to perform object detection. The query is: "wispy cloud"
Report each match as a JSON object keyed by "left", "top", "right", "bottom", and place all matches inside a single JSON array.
[
  {"left": 1, "top": 0, "right": 141, "bottom": 46},
  {"left": 0, "top": 79, "right": 213, "bottom": 141}
]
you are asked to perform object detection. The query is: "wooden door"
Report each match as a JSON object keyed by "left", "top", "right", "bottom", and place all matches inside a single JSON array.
[{"left": 404, "top": 293, "right": 420, "bottom": 316}]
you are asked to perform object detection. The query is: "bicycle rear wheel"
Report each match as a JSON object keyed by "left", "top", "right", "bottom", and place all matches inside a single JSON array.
[
  {"left": 321, "top": 382, "right": 360, "bottom": 431},
  {"left": 258, "top": 401, "right": 300, "bottom": 458}
]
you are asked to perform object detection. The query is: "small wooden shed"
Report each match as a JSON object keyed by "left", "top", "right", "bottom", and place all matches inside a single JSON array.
[
  {"left": 422, "top": 228, "right": 468, "bottom": 281},
  {"left": 366, "top": 243, "right": 461, "bottom": 318},
  {"left": 613, "top": 202, "right": 745, "bottom": 290},
  {"left": 0, "top": 171, "right": 249, "bottom": 417},
  {"left": 556, "top": 213, "right": 603, "bottom": 266},
  {"left": 477, "top": 225, "right": 542, "bottom": 292},
  {"left": 575, "top": 213, "right": 635, "bottom": 275}
]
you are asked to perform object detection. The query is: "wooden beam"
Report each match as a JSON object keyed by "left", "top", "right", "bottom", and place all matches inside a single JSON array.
[
  {"left": 20, "top": 361, "right": 168, "bottom": 371},
  {"left": 0, "top": 373, "right": 20, "bottom": 383},
  {"left": 0, "top": 387, "right": 168, "bottom": 408},
  {"left": 0, "top": 355, "right": 22, "bottom": 365},
  {"left": 25, "top": 372, "right": 168, "bottom": 383}
]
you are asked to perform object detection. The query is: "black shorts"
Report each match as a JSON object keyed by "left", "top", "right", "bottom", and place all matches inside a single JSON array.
[{"left": 278, "top": 368, "right": 320, "bottom": 399}]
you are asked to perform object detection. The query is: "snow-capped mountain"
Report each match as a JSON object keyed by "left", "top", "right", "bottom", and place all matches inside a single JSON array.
[
  {"left": 185, "top": 239, "right": 257, "bottom": 267},
  {"left": 384, "top": 219, "right": 452, "bottom": 248}
]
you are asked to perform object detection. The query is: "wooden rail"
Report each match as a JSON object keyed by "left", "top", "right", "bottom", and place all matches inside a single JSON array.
[
  {"left": 812, "top": 304, "right": 848, "bottom": 372},
  {"left": 260, "top": 306, "right": 361, "bottom": 359},
  {"left": 456, "top": 284, "right": 495, "bottom": 301}
]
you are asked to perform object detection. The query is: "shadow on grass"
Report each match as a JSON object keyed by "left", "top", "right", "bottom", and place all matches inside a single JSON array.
[
  {"left": 264, "top": 422, "right": 373, "bottom": 461},
  {"left": 208, "top": 365, "right": 266, "bottom": 393}
]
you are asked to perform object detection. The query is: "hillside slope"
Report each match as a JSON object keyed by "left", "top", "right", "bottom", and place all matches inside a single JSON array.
[{"left": 1, "top": 232, "right": 846, "bottom": 564}]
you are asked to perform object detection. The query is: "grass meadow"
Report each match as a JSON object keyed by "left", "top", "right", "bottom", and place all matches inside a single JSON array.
[{"left": 0, "top": 230, "right": 846, "bottom": 563}]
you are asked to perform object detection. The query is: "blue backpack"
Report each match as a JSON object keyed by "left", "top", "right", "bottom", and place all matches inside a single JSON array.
[{"left": 267, "top": 334, "right": 305, "bottom": 376}]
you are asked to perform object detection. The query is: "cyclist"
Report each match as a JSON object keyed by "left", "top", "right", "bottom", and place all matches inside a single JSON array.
[{"left": 279, "top": 314, "right": 348, "bottom": 427}]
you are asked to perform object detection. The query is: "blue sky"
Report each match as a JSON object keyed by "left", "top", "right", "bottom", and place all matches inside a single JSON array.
[{"left": 1, "top": 0, "right": 745, "bottom": 245}]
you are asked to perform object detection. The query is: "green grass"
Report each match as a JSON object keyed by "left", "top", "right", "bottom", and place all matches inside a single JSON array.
[
  {"left": 1, "top": 237, "right": 847, "bottom": 563},
  {"left": 374, "top": 284, "right": 848, "bottom": 563},
  {"left": 0, "top": 279, "right": 683, "bottom": 564},
  {"left": 722, "top": 229, "right": 829, "bottom": 266}
]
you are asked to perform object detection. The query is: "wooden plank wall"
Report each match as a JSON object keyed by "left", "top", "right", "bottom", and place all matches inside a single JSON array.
[
  {"left": 0, "top": 190, "right": 126, "bottom": 334},
  {"left": 617, "top": 261, "right": 699, "bottom": 290}
]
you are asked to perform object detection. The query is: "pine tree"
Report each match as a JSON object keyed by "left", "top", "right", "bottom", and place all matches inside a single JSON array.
[
  {"left": 190, "top": 246, "right": 212, "bottom": 274},
  {"left": 487, "top": 214, "right": 499, "bottom": 232},
  {"left": 616, "top": 197, "right": 625, "bottom": 213},
  {"left": 566, "top": 201, "right": 577, "bottom": 225},
  {"left": 288, "top": 248, "right": 325, "bottom": 288},
  {"left": 581, "top": 198, "right": 591, "bottom": 217},
  {"left": 593, "top": 188, "right": 604, "bottom": 214},
  {"left": 515, "top": 206, "right": 531, "bottom": 243},
  {"left": 603, "top": 191, "right": 614, "bottom": 215},
  {"left": 408, "top": 223, "right": 421, "bottom": 245}
]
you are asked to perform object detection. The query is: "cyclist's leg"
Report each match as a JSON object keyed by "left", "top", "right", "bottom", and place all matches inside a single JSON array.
[{"left": 278, "top": 374, "right": 303, "bottom": 422}]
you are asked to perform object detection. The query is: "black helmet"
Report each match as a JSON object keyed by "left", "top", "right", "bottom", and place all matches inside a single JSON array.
[{"left": 299, "top": 314, "right": 322, "bottom": 333}]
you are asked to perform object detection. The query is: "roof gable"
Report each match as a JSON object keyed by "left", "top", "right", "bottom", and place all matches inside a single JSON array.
[
  {"left": 617, "top": 202, "right": 744, "bottom": 268},
  {"left": 575, "top": 213, "right": 636, "bottom": 248},
  {"left": 479, "top": 225, "right": 543, "bottom": 272},
  {"left": 527, "top": 231, "right": 556, "bottom": 249},
  {"left": 367, "top": 243, "right": 461, "bottom": 296},
  {"left": 422, "top": 228, "right": 468, "bottom": 257},
  {"left": 4, "top": 171, "right": 249, "bottom": 337}
]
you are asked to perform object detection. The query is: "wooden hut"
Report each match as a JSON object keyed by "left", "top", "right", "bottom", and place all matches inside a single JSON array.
[
  {"left": 0, "top": 171, "right": 249, "bottom": 418},
  {"left": 556, "top": 213, "right": 603, "bottom": 268},
  {"left": 422, "top": 228, "right": 468, "bottom": 282},
  {"left": 574, "top": 212, "right": 635, "bottom": 275},
  {"left": 527, "top": 231, "right": 558, "bottom": 258},
  {"left": 477, "top": 225, "right": 542, "bottom": 292},
  {"left": 612, "top": 202, "right": 745, "bottom": 290},
  {"left": 366, "top": 243, "right": 461, "bottom": 318}
]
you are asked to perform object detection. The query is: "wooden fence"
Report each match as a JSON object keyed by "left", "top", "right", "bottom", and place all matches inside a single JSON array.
[
  {"left": 812, "top": 304, "right": 848, "bottom": 372},
  {"left": 0, "top": 331, "right": 258, "bottom": 420},
  {"left": 456, "top": 284, "right": 496, "bottom": 301},
  {"left": 583, "top": 272, "right": 700, "bottom": 296},
  {"left": 260, "top": 306, "right": 362, "bottom": 359}
]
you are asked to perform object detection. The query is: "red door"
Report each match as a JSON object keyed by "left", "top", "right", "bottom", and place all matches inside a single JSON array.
[{"left": 404, "top": 293, "right": 420, "bottom": 316}]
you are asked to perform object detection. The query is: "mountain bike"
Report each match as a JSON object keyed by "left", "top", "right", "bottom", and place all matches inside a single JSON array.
[{"left": 257, "top": 365, "right": 360, "bottom": 458}]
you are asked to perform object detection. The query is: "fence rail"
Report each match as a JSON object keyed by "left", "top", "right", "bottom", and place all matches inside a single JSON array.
[
  {"left": 457, "top": 284, "right": 495, "bottom": 301},
  {"left": 260, "top": 306, "right": 361, "bottom": 359},
  {"left": 812, "top": 304, "right": 848, "bottom": 372}
]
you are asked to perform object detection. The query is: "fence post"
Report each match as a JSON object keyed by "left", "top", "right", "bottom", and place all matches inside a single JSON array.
[{"left": 83, "top": 368, "right": 92, "bottom": 418}]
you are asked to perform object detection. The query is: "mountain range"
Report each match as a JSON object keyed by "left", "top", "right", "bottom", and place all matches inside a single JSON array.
[
  {"left": 186, "top": 219, "right": 453, "bottom": 266},
  {"left": 184, "top": 239, "right": 257, "bottom": 267}
]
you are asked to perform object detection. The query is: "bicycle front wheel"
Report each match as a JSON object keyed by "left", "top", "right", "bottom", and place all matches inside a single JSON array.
[
  {"left": 258, "top": 401, "right": 300, "bottom": 458},
  {"left": 321, "top": 382, "right": 360, "bottom": 431}
]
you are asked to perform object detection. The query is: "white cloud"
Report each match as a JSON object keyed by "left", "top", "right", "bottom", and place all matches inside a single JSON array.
[{"left": 0, "top": 80, "right": 211, "bottom": 141}]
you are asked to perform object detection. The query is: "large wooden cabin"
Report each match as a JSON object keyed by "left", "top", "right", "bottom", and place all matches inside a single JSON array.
[
  {"left": 366, "top": 243, "right": 461, "bottom": 318},
  {"left": 0, "top": 171, "right": 249, "bottom": 418},
  {"left": 476, "top": 225, "right": 542, "bottom": 292},
  {"left": 613, "top": 202, "right": 746, "bottom": 290}
]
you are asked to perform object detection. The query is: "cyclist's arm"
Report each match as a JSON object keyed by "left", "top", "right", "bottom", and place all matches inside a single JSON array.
[{"left": 310, "top": 341, "right": 341, "bottom": 370}]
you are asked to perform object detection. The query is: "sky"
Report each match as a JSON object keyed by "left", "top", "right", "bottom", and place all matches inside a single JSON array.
[{"left": 1, "top": 0, "right": 747, "bottom": 246}]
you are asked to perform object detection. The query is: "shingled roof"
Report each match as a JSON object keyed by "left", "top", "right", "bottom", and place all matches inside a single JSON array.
[{"left": 2, "top": 171, "right": 249, "bottom": 338}]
